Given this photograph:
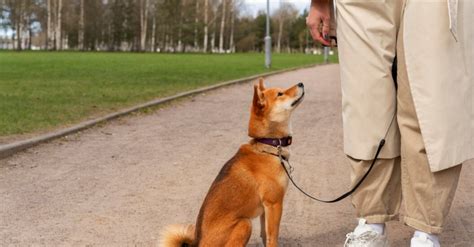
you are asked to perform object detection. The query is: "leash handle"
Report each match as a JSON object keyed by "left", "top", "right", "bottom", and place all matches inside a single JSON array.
[{"left": 279, "top": 139, "right": 386, "bottom": 203}]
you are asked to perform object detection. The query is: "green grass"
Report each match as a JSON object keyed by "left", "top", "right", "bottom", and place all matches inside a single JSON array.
[{"left": 0, "top": 51, "right": 338, "bottom": 137}]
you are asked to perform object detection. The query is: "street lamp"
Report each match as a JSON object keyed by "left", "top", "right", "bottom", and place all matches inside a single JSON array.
[{"left": 264, "top": 0, "right": 271, "bottom": 69}]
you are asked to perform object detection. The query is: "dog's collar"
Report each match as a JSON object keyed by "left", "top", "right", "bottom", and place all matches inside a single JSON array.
[
  {"left": 255, "top": 136, "right": 292, "bottom": 148},
  {"left": 252, "top": 140, "right": 290, "bottom": 161}
]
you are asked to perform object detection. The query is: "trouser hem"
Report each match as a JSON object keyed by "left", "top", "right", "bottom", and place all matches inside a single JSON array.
[
  {"left": 404, "top": 216, "right": 443, "bottom": 234},
  {"left": 360, "top": 214, "right": 399, "bottom": 224}
]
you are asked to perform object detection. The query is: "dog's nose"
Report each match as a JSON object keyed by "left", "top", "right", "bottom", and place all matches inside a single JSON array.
[{"left": 297, "top": 82, "right": 304, "bottom": 88}]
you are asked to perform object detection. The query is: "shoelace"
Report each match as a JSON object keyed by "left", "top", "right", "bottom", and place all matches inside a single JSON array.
[
  {"left": 344, "top": 231, "right": 380, "bottom": 247},
  {"left": 344, "top": 233, "right": 354, "bottom": 246}
]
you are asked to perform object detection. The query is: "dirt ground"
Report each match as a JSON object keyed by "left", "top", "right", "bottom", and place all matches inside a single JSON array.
[{"left": 1, "top": 64, "right": 472, "bottom": 246}]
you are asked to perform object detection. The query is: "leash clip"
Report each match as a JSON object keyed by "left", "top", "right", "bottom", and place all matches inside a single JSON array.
[{"left": 277, "top": 144, "right": 294, "bottom": 175}]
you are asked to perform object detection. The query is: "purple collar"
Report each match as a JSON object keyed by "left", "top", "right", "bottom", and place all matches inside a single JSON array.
[{"left": 255, "top": 136, "right": 292, "bottom": 147}]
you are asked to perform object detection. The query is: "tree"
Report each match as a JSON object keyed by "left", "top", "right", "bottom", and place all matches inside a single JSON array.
[
  {"left": 0, "top": 0, "right": 317, "bottom": 53},
  {"left": 218, "top": 0, "right": 225, "bottom": 53},
  {"left": 289, "top": 9, "right": 311, "bottom": 53},
  {"left": 78, "top": 0, "right": 84, "bottom": 50},
  {"left": 177, "top": 0, "right": 184, "bottom": 52},
  {"left": 228, "top": 0, "right": 234, "bottom": 52},
  {"left": 202, "top": 0, "right": 208, "bottom": 52},
  {"left": 273, "top": 2, "right": 298, "bottom": 53},
  {"left": 150, "top": 0, "right": 157, "bottom": 52},
  {"left": 55, "top": 0, "right": 61, "bottom": 50},
  {"left": 139, "top": 0, "right": 148, "bottom": 51},
  {"left": 193, "top": 0, "right": 199, "bottom": 50},
  {"left": 46, "top": 0, "right": 51, "bottom": 49},
  {"left": 3, "top": 0, "right": 23, "bottom": 50}
]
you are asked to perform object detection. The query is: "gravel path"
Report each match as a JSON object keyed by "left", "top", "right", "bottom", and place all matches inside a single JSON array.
[{"left": 1, "top": 64, "right": 472, "bottom": 246}]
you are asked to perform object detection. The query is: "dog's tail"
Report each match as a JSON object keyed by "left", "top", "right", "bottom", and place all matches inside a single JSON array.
[{"left": 159, "top": 224, "right": 195, "bottom": 247}]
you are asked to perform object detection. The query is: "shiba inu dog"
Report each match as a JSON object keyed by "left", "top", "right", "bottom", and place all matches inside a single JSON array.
[{"left": 160, "top": 78, "right": 304, "bottom": 247}]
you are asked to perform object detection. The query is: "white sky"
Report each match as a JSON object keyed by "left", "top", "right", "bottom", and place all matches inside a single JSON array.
[{"left": 243, "top": 0, "right": 311, "bottom": 16}]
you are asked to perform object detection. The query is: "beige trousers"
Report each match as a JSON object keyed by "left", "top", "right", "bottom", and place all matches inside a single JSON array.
[{"left": 339, "top": 0, "right": 463, "bottom": 234}]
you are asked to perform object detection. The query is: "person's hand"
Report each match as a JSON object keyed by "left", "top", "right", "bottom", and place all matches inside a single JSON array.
[{"left": 306, "top": 0, "right": 331, "bottom": 46}]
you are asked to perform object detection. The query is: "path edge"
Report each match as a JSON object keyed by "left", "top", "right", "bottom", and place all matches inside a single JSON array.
[{"left": 0, "top": 63, "right": 325, "bottom": 159}]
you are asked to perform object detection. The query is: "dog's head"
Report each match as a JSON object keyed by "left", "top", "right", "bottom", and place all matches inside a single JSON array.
[{"left": 248, "top": 78, "right": 304, "bottom": 138}]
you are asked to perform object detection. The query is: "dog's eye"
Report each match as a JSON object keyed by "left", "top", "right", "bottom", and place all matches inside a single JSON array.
[{"left": 277, "top": 92, "right": 284, "bottom": 97}]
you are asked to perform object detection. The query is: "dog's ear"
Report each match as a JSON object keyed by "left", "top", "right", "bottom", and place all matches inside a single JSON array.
[
  {"left": 253, "top": 82, "right": 265, "bottom": 110},
  {"left": 258, "top": 78, "right": 266, "bottom": 91}
]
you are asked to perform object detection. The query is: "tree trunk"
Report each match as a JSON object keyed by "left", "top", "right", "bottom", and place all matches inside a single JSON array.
[
  {"left": 228, "top": 0, "right": 234, "bottom": 53},
  {"left": 140, "top": 0, "right": 149, "bottom": 51},
  {"left": 151, "top": 13, "right": 156, "bottom": 52},
  {"left": 277, "top": 18, "right": 283, "bottom": 53},
  {"left": 305, "top": 28, "right": 309, "bottom": 53},
  {"left": 218, "top": 0, "right": 226, "bottom": 53},
  {"left": 17, "top": 1, "right": 23, "bottom": 51},
  {"left": 78, "top": 0, "right": 84, "bottom": 50},
  {"left": 211, "top": 21, "right": 215, "bottom": 52},
  {"left": 177, "top": 0, "right": 185, "bottom": 52},
  {"left": 193, "top": 0, "right": 199, "bottom": 50},
  {"left": 47, "top": 0, "right": 52, "bottom": 50},
  {"left": 27, "top": 16, "right": 32, "bottom": 50},
  {"left": 203, "top": 0, "right": 208, "bottom": 52},
  {"left": 55, "top": 0, "right": 62, "bottom": 50},
  {"left": 16, "top": 22, "right": 22, "bottom": 51},
  {"left": 11, "top": 32, "right": 15, "bottom": 50}
]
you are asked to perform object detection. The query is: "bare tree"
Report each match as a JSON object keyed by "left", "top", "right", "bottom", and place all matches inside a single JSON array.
[
  {"left": 139, "top": 0, "right": 149, "bottom": 51},
  {"left": 209, "top": 0, "right": 218, "bottom": 52},
  {"left": 228, "top": 0, "right": 234, "bottom": 53},
  {"left": 15, "top": 1, "right": 23, "bottom": 50},
  {"left": 177, "top": 0, "right": 185, "bottom": 52},
  {"left": 277, "top": 15, "right": 283, "bottom": 53},
  {"left": 0, "top": 0, "right": 310, "bottom": 53},
  {"left": 274, "top": 2, "right": 298, "bottom": 53},
  {"left": 55, "top": 0, "right": 62, "bottom": 50},
  {"left": 193, "top": 0, "right": 199, "bottom": 50},
  {"left": 218, "top": 0, "right": 226, "bottom": 53},
  {"left": 3, "top": 0, "right": 25, "bottom": 50},
  {"left": 210, "top": 23, "right": 215, "bottom": 52},
  {"left": 202, "top": 0, "right": 208, "bottom": 52},
  {"left": 78, "top": 0, "right": 84, "bottom": 50},
  {"left": 46, "top": 0, "right": 52, "bottom": 49},
  {"left": 150, "top": 0, "right": 158, "bottom": 52}
]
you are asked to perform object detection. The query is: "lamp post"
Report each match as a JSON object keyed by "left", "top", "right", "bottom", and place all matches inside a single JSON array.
[
  {"left": 264, "top": 0, "right": 271, "bottom": 69},
  {"left": 324, "top": 46, "right": 329, "bottom": 64}
]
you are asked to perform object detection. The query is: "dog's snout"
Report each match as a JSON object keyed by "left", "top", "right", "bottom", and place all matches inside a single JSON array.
[{"left": 297, "top": 82, "right": 304, "bottom": 88}]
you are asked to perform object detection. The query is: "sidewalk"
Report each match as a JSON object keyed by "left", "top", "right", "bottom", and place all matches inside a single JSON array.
[{"left": 0, "top": 64, "right": 472, "bottom": 246}]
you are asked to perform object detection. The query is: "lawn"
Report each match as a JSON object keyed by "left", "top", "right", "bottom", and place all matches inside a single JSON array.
[{"left": 0, "top": 51, "right": 337, "bottom": 137}]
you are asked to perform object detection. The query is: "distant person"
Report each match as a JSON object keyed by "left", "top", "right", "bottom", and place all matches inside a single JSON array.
[{"left": 307, "top": 0, "right": 473, "bottom": 246}]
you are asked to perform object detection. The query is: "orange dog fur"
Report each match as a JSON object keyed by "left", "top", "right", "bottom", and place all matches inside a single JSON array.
[{"left": 160, "top": 78, "right": 305, "bottom": 247}]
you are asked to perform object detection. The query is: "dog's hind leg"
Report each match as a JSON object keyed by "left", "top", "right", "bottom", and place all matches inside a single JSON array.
[{"left": 224, "top": 219, "right": 252, "bottom": 247}]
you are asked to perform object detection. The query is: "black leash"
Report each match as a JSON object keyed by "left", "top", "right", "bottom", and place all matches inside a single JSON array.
[
  {"left": 276, "top": 56, "right": 399, "bottom": 203},
  {"left": 277, "top": 110, "right": 396, "bottom": 203},
  {"left": 277, "top": 139, "right": 385, "bottom": 203}
]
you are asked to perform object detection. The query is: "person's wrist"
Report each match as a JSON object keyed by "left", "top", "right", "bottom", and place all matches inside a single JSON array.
[{"left": 311, "top": 0, "right": 329, "bottom": 7}]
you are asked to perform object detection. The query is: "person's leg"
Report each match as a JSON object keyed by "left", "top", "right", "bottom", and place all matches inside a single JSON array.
[
  {"left": 348, "top": 157, "right": 402, "bottom": 224},
  {"left": 337, "top": 0, "right": 404, "bottom": 226},
  {"left": 336, "top": 0, "right": 405, "bottom": 245},
  {"left": 396, "top": 17, "right": 462, "bottom": 242},
  {"left": 336, "top": 0, "right": 402, "bottom": 161}
]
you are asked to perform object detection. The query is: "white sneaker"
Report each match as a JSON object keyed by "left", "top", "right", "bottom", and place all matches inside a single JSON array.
[
  {"left": 410, "top": 233, "right": 440, "bottom": 247},
  {"left": 344, "top": 219, "right": 389, "bottom": 247}
]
